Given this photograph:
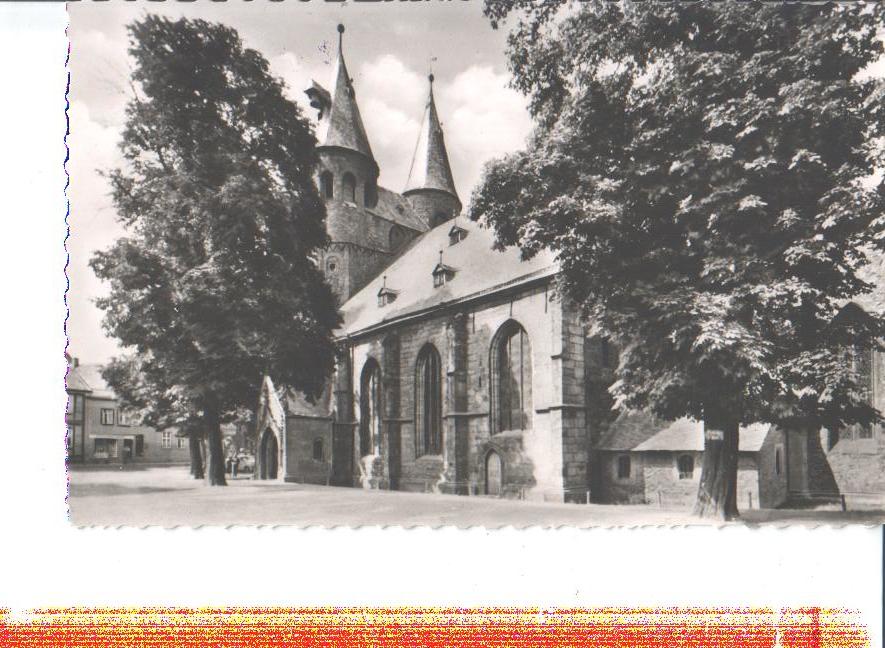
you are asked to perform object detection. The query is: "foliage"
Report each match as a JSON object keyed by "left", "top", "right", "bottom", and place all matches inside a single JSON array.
[
  {"left": 473, "top": 0, "right": 885, "bottom": 431},
  {"left": 92, "top": 16, "right": 340, "bottom": 451}
]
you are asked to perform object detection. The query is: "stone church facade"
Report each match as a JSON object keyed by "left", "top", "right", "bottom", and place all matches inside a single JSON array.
[{"left": 253, "top": 26, "right": 885, "bottom": 509}]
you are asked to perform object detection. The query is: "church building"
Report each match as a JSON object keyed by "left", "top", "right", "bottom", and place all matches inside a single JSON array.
[{"left": 253, "top": 26, "right": 885, "bottom": 509}]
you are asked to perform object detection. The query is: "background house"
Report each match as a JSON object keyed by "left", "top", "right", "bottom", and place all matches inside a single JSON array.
[{"left": 66, "top": 357, "right": 190, "bottom": 465}]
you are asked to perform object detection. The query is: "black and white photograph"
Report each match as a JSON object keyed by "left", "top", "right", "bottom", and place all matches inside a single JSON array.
[{"left": 62, "top": 0, "right": 885, "bottom": 528}]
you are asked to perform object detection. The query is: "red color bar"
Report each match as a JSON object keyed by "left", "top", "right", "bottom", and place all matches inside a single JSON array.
[{"left": 0, "top": 607, "right": 867, "bottom": 647}]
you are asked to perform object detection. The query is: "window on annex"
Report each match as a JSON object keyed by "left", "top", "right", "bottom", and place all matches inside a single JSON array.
[
  {"left": 415, "top": 344, "right": 443, "bottom": 457},
  {"left": 100, "top": 408, "right": 114, "bottom": 425},
  {"left": 775, "top": 445, "right": 783, "bottom": 476},
  {"left": 677, "top": 454, "right": 694, "bottom": 479},
  {"left": 161, "top": 431, "right": 172, "bottom": 449},
  {"left": 359, "top": 359, "right": 382, "bottom": 457},
  {"left": 342, "top": 172, "right": 357, "bottom": 204},
  {"left": 616, "top": 455, "right": 631, "bottom": 480},
  {"left": 313, "top": 438, "right": 324, "bottom": 462},
  {"left": 491, "top": 321, "right": 532, "bottom": 433},
  {"left": 135, "top": 434, "right": 145, "bottom": 457}
]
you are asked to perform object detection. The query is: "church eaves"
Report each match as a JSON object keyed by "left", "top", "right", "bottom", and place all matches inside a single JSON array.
[
  {"left": 404, "top": 74, "right": 459, "bottom": 201},
  {"left": 317, "top": 25, "right": 375, "bottom": 161}
]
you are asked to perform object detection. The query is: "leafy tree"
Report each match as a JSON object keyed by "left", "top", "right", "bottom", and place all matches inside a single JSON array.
[
  {"left": 92, "top": 15, "right": 340, "bottom": 485},
  {"left": 473, "top": 0, "right": 885, "bottom": 518},
  {"left": 103, "top": 354, "right": 206, "bottom": 479}
]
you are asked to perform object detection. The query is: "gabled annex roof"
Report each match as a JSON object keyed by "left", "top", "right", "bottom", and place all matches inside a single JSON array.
[
  {"left": 338, "top": 218, "right": 557, "bottom": 337},
  {"left": 596, "top": 411, "right": 772, "bottom": 453}
]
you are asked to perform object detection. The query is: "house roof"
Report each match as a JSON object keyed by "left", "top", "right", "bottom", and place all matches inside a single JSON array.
[
  {"left": 316, "top": 33, "right": 374, "bottom": 161},
  {"left": 67, "top": 363, "right": 115, "bottom": 399},
  {"left": 404, "top": 78, "right": 459, "bottom": 202},
  {"left": 597, "top": 411, "right": 772, "bottom": 453},
  {"left": 337, "top": 218, "right": 557, "bottom": 337},
  {"left": 373, "top": 186, "right": 428, "bottom": 232}
]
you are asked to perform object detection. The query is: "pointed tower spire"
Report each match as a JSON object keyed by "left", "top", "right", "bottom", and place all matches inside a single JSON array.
[
  {"left": 405, "top": 74, "right": 459, "bottom": 201},
  {"left": 320, "top": 24, "right": 374, "bottom": 161}
]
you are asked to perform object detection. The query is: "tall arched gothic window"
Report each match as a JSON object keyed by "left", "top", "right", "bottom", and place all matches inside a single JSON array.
[
  {"left": 342, "top": 172, "right": 357, "bottom": 204},
  {"left": 491, "top": 321, "right": 532, "bottom": 433},
  {"left": 415, "top": 344, "right": 442, "bottom": 456},
  {"left": 359, "top": 359, "right": 382, "bottom": 456}
]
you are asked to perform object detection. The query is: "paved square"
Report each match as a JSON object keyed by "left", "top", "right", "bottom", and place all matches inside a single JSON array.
[{"left": 67, "top": 466, "right": 884, "bottom": 527}]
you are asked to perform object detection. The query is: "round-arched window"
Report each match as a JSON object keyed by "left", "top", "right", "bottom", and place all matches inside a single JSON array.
[
  {"left": 342, "top": 172, "right": 357, "bottom": 204},
  {"left": 364, "top": 181, "right": 378, "bottom": 209},
  {"left": 319, "top": 171, "right": 333, "bottom": 199}
]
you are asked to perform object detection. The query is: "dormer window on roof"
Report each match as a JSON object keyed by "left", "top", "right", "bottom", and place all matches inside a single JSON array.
[
  {"left": 448, "top": 224, "right": 468, "bottom": 246},
  {"left": 432, "top": 262, "right": 457, "bottom": 288},
  {"left": 377, "top": 276, "right": 399, "bottom": 307}
]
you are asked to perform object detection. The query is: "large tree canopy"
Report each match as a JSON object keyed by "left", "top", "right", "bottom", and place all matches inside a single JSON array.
[
  {"left": 91, "top": 15, "right": 340, "bottom": 484},
  {"left": 473, "top": 0, "right": 885, "bottom": 517}
]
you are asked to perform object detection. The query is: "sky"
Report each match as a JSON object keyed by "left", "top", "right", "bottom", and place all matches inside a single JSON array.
[{"left": 67, "top": 1, "right": 533, "bottom": 364}]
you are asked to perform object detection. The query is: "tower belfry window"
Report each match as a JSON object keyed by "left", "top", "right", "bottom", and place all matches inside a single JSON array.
[
  {"left": 319, "top": 171, "right": 333, "bottom": 199},
  {"left": 342, "top": 172, "right": 357, "bottom": 204}
]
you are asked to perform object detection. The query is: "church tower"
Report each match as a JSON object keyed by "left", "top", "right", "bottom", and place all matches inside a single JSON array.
[
  {"left": 404, "top": 74, "right": 462, "bottom": 228},
  {"left": 305, "top": 25, "right": 386, "bottom": 303}
]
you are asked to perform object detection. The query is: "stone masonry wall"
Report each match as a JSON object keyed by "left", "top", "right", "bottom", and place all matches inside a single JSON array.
[{"left": 341, "top": 280, "right": 573, "bottom": 500}]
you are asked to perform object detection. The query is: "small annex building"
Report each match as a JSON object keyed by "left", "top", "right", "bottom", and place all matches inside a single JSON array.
[{"left": 594, "top": 413, "right": 788, "bottom": 509}]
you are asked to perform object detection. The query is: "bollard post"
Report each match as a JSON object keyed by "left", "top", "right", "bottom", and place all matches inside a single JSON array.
[
  {"left": 658, "top": 491, "right": 663, "bottom": 509},
  {"left": 748, "top": 492, "right": 753, "bottom": 510},
  {"left": 840, "top": 494, "right": 847, "bottom": 512}
]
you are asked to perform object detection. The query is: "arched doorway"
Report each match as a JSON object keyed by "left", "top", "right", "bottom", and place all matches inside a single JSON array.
[
  {"left": 259, "top": 428, "right": 279, "bottom": 480},
  {"left": 485, "top": 450, "right": 503, "bottom": 496}
]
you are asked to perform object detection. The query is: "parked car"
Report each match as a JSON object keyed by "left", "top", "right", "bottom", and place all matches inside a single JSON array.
[{"left": 234, "top": 452, "right": 255, "bottom": 474}]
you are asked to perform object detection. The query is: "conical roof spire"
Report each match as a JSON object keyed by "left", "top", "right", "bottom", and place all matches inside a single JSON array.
[
  {"left": 404, "top": 74, "right": 459, "bottom": 200},
  {"left": 320, "top": 24, "right": 374, "bottom": 161}
]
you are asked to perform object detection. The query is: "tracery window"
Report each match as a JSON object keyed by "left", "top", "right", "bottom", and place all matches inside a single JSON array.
[
  {"left": 491, "top": 321, "right": 532, "bottom": 433},
  {"left": 415, "top": 345, "right": 442, "bottom": 456},
  {"left": 359, "top": 359, "right": 382, "bottom": 457}
]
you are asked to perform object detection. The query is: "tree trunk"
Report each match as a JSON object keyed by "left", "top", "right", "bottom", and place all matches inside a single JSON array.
[
  {"left": 205, "top": 410, "right": 227, "bottom": 486},
  {"left": 694, "top": 410, "right": 740, "bottom": 520},
  {"left": 189, "top": 434, "right": 204, "bottom": 480}
]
